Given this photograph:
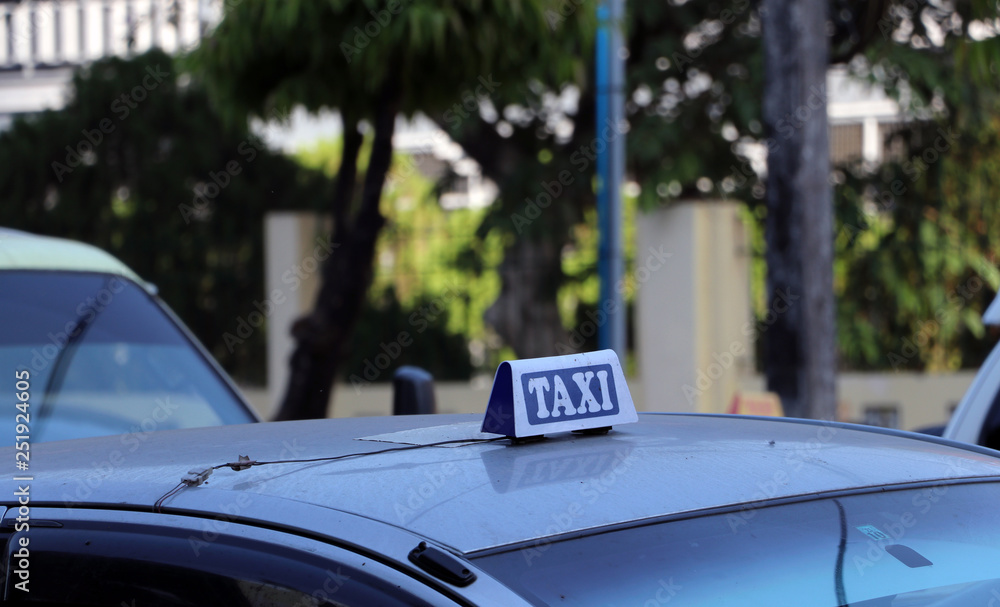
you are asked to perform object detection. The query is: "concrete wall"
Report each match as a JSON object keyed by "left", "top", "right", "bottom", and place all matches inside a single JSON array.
[
  {"left": 264, "top": 212, "right": 331, "bottom": 409},
  {"left": 240, "top": 371, "right": 970, "bottom": 431},
  {"left": 636, "top": 201, "right": 752, "bottom": 414},
  {"left": 739, "top": 372, "right": 972, "bottom": 430}
]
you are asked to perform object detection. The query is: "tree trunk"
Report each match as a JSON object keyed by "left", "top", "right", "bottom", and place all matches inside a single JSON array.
[
  {"left": 485, "top": 237, "right": 573, "bottom": 358},
  {"left": 761, "top": 0, "right": 837, "bottom": 420},
  {"left": 432, "top": 96, "right": 594, "bottom": 361},
  {"left": 273, "top": 85, "right": 401, "bottom": 421}
]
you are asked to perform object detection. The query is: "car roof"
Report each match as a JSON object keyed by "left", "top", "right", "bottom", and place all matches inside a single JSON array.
[
  {"left": 0, "top": 228, "right": 146, "bottom": 286},
  {"left": 18, "top": 413, "right": 1000, "bottom": 555}
]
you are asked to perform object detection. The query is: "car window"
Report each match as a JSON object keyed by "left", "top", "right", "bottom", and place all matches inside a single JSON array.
[
  {"left": 2, "top": 516, "right": 450, "bottom": 607},
  {"left": 474, "top": 480, "right": 1000, "bottom": 606},
  {"left": 0, "top": 271, "right": 255, "bottom": 443}
]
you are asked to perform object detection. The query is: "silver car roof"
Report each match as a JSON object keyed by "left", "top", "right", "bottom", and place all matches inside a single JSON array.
[{"left": 16, "top": 413, "right": 1000, "bottom": 554}]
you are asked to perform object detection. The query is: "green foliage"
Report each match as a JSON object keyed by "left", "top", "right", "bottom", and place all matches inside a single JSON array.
[
  {"left": 192, "top": 0, "right": 598, "bottom": 381},
  {"left": 559, "top": 193, "right": 640, "bottom": 372},
  {"left": 0, "top": 50, "right": 332, "bottom": 383},
  {"left": 192, "top": 0, "right": 594, "bottom": 123},
  {"left": 343, "top": 288, "right": 473, "bottom": 383},
  {"left": 372, "top": 187, "right": 503, "bottom": 345},
  {"left": 625, "top": 0, "right": 764, "bottom": 209},
  {"left": 622, "top": 1, "right": 1000, "bottom": 372},
  {"left": 295, "top": 138, "right": 504, "bottom": 376},
  {"left": 828, "top": 2, "right": 1000, "bottom": 371},
  {"left": 560, "top": 191, "right": 638, "bottom": 323},
  {"left": 833, "top": 121, "right": 1000, "bottom": 371}
]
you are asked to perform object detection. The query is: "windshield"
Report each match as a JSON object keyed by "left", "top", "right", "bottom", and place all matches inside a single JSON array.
[
  {"left": 474, "top": 480, "right": 1000, "bottom": 606},
  {"left": 1, "top": 271, "right": 256, "bottom": 443}
]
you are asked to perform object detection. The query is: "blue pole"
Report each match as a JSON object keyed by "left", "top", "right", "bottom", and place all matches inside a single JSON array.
[{"left": 596, "top": 0, "right": 626, "bottom": 362}]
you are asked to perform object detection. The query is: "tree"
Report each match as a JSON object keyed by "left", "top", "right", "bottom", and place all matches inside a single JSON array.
[
  {"left": 832, "top": 2, "right": 1000, "bottom": 372},
  {"left": 193, "top": 1, "right": 594, "bottom": 419},
  {"left": 193, "top": 0, "right": 1000, "bottom": 423},
  {"left": 759, "top": 0, "right": 836, "bottom": 419},
  {"left": 615, "top": 0, "right": 1000, "bottom": 418},
  {"left": 0, "top": 49, "right": 331, "bottom": 382},
  {"left": 758, "top": 0, "right": 1000, "bottom": 416},
  {"left": 293, "top": 139, "right": 500, "bottom": 382},
  {"left": 443, "top": 2, "right": 768, "bottom": 362}
]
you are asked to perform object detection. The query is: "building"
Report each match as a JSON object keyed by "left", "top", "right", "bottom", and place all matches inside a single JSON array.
[{"left": 0, "top": 0, "right": 220, "bottom": 129}]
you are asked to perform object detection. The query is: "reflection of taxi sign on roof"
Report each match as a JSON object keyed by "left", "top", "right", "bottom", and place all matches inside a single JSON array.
[{"left": 481, "top": 349, "right": 637, "bottom": 439}]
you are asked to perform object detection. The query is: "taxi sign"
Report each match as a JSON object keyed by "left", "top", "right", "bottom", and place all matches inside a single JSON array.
[{"left": 481, "top": 350, "right": 637, "bottom": 438}]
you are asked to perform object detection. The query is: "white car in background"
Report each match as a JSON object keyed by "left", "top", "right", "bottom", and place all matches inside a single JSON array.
[
  {"left": 943, "top": 294, "right": 1000, "bottom": 449},
  {"left": 0, "top": 228, "right": 260, "bottom": 443}
]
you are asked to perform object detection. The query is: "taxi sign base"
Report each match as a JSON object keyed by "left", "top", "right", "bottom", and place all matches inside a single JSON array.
[
  {"left": 481, "top": 362, "right": 516, "bottom": 437},
  {"left": 509, "top": 435, "right": 545, "bottom": 445},
  {"left": 481, "top": 349, "right": 637, "bottom": 439}
]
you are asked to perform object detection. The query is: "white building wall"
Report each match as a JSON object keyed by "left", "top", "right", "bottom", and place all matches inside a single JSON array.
[{"left": 636, "top": 201, "right": 753, "bottom": 413}]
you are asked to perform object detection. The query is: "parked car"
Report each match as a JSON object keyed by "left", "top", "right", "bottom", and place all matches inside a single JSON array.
[
  {"left": 7, "top": 351, "right": 1000, "bottom": 606},
  {"left": 943, "top": 293, "right": 1000, "bottom": 448},
  {"left": 0, "top": 228, "right": 259, "bottom": 443}
]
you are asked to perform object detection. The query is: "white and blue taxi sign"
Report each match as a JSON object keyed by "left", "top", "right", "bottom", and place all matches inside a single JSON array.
[{"left": 481, "top": 349, "right": 637, "bottom": 439}]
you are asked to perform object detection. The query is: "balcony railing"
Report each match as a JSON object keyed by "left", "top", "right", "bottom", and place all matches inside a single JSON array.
[{"left": 0, "top": 0, "right": 220, "bottom": 72}]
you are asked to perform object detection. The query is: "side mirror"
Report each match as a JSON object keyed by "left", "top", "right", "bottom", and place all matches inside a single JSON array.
[{"left": 393, "top": 366, "right": 436, "bottom": 415}]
